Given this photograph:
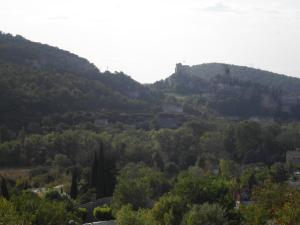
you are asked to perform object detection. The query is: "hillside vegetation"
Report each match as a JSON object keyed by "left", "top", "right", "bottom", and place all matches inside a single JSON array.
[
  {"left": 153, "top": 63, "right": 300, "bottom": 119},
  {"left": 0, "top": 32, "right": 162, "bottom": 131}
]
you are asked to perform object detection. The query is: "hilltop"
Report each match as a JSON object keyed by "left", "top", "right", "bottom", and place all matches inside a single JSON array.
[
  {"left": 0, "top": 32, "right": 160, "bottom": 131},
  {"left": 153, "top": 63, "right": 300, "bottom": 120}
]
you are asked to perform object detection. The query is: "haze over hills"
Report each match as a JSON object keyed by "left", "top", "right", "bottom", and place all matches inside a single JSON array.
[{"left": 1, "top": 31, "right": 300, "bottom": 133}]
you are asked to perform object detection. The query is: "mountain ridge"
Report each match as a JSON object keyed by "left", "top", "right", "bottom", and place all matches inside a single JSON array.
[
  {"left": 153, "top": 63, "right": 300, "bottom": 120},
  {"left": 171, "top": 62, "right": 300, "bottom": 95},
  {"left": 0, "top": 32, "right": 162, "bottom": 131},
  {"left": 2, "top": 31, "right": 300, "bottom": 127}
]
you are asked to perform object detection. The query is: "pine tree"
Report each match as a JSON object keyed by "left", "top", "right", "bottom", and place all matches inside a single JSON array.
[
  {"left": 70, "top": 170, "right": 78, "bottom": 199},
  {"left": 1, "top": 177, "right": 9, "bottom": 200}
]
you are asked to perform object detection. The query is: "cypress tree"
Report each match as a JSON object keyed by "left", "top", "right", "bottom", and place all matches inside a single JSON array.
[
  {"left": 97, "top": 141, "right": 106, "bottom": 198},
  {"left": 1, "top": 177, "right": 9, "bottom": 200},
  {"left": 91, "top": 141, "right": 116, "bottom": 198},
  {"left": 91, "top": 151, "right": 98, "bottom": 188},
  {"left": 70, "top": 170, "right": 78, "bottom": 199},
  {"left": 105, "top": 156, "right": 116, "bottom": 196}
]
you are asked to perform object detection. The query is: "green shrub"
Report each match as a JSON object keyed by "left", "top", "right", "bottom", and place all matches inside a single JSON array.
[
  {"left": 116, "top": 204, "right": 141, "bottom": 225},
  {"left": 112, "top": 163, "right": 169, "bottom": 211},
  {"left": 78, "top": 207, "right": 88, "bottom": 221},
  {"left": 0, "top": 197, "right": 29, "bottom": 225},
  {"left": 93, "top": 205, "right": 113, "bottom": 220},
  {"left": 10, "top": 192, "right": 80, "bottom": 225},
  {"left": 116, "top": 204, "right": 156, "bottom": 225},
  {"left": 182, "top": 203, "right": 227, "bottom": 225},
  {"left": 45, "top": 189, "right": 64, "bottom": 201},
  {"left": 151, "top": 194, "right": 187, "bottom": 225}
]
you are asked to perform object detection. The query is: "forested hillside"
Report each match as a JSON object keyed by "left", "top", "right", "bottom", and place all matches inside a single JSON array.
[
  {"left": 0, "top": 32, "right": 162, "bottom": 132},
  {"left": 0, "top": 32, "right": 159, "bottom": 101},
  {"left": 0, "top": 32, "right": 99, "bottom": 77},
  {"left": 153, "top": 63, "right": 300, "bottom": 120},
  {"left": 185, "top": 63, "right": 300, "bottom": 94}
]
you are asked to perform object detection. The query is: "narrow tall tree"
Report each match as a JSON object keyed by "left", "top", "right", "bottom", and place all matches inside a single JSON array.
[
  {"left": 1, "top": 177, "right": 9, "bottom": 200},
  {"left": 90, "top": 141, "right": 116, "bottom": 198},
  {"left": 91, "top": 151, "right": 98, "bottom": 188},
  {"left": 97, "top": 141, "right": 106, "bottom": 198},
  {"left": 70, "top": 170, "right": 78, "bottom": 199}
]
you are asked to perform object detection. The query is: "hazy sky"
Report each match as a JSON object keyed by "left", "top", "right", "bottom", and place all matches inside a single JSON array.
[{"left": 1, "top": 0, "right": 300, "bottom": 83}]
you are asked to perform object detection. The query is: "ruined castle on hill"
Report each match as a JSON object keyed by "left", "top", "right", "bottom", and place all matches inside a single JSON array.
[{"left": 175, "top": 63, "right": 190, "bottom": 74}]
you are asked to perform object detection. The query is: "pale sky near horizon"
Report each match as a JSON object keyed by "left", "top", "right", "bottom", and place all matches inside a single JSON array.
[{"left": 1, "top": 0, "right": 300, "bottom": 83}]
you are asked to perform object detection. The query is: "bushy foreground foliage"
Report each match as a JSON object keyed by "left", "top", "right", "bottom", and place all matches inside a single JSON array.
[{"left": 93, "top": 205, "right": 113, "bottom": 220}]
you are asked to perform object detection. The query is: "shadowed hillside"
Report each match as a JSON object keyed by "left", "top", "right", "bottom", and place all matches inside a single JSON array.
[{"left": 0, "top": 32, "right": 160, "bottom": 131}]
